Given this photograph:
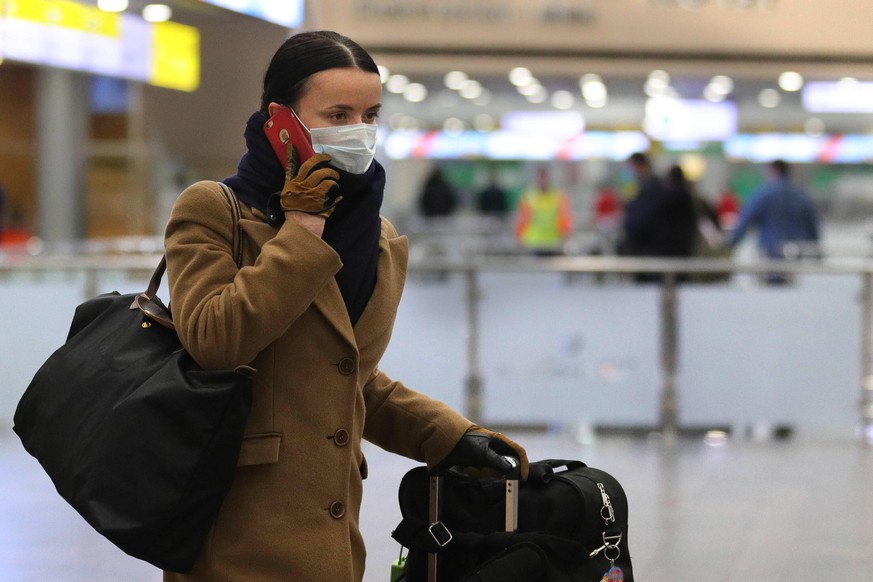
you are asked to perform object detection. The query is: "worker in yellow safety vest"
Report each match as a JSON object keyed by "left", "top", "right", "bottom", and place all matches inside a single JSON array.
[{"left": 514, "top": 167, "right": 574, "bottom": 255}]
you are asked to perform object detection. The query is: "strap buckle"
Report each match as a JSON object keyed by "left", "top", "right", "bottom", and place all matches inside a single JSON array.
[{"left": 428, "top": 521, "right": 453, "bottom": 548}]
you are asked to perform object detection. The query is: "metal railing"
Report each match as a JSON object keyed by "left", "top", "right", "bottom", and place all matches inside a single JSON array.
[{"left": 4, "top": 252, "right": 873, "bottom": 444}]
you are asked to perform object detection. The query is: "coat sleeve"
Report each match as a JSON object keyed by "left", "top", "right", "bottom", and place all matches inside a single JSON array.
[
  {"left": 362, "top": 368, "right": 473, "bottom": 469},
  {"left": 164, "top": 181, "right": 343, "bottom": 370}
]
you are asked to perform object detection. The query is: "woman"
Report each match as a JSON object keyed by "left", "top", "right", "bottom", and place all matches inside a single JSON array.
[{"left": 163, "top": 30, "right": 528, "bottom": 581}]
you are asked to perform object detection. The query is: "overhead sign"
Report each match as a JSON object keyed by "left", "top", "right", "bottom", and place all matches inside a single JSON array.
[
  {"left": 0, "top": 0, "right": 200, "bottom": 92},
  {"left": 200, "top": 0, "right": 304, "bottom": 28},
  {"left": 383, "top": 129, "right": 649, "bottom": 161},
  {"left": 802, "top": 81, "right": 873, "bottom": 113},
  {"left": 644, "top": 98, "right": 738, "bottom": 142}
]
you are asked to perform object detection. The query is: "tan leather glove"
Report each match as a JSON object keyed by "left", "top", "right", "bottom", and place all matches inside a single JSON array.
[{"left": 279, "top": 149, "right": 341, "bottom": 219}]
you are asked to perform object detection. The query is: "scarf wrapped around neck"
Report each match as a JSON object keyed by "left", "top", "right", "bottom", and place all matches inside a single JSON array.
[{"left": 223, "top": 111, "right": 385, "bottom": 326}]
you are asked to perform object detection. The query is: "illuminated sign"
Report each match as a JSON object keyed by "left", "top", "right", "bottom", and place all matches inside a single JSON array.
[
  {"left": 383, "top": 129, "right": 650, "bottom": 161},
  {"left": 644, "top": 98, "right": 738, "bottom": 142},
  {"left": 0, "top": 0, "right": 200, "bottom": 92},
  {"left": 802, "top": 81, "right": 873, "bottom": 114},
  {"left": 725, "top": 134, "right": 873, "bottom": 164},
  {"left": 200, "top": 0, "right": 304, "bottom": 28}
]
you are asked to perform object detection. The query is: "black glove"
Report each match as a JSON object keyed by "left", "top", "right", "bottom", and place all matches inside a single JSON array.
[{"left": 437, "top": 427, "right": 529, "bottom": 479}]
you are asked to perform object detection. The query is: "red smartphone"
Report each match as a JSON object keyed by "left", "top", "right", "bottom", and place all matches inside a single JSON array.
[{"left": 263, "top": 106, "right": 315, "bottom": 169}]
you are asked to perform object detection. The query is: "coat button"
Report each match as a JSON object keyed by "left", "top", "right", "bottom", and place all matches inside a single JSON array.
[
  {"left": 333, "top": 429, "right": 350, "bottom": 447},
  {"left": 337, "top": 357, "right": 356, "bottom": 375},
  {"left": 329, "top": 501, "right": 346, "bottom": 519}
]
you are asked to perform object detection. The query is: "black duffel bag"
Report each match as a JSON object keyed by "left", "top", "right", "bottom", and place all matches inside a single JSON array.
[
  {"left": 12, "top": 184, "right": 253, "bottom": 573},
  {"left": 392, "top": 459, "right": 633, "bottom": 582}
]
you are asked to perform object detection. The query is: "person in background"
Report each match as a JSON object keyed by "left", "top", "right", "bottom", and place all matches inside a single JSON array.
[
  {"left": 729, "top": 159, "right": 820, "bottom": 284},
  {"left": 593, "top": 184, "right": 622, "bottom": 256},
  {"left": 715, "top": 185, "right": 740, "bottom": 231},
  {"left": 476, "top": 167, "right": 510, "bottom": 219},
  {"left": 417, "top": 166, "right": 459, "bottom": 219},
  {"left": 163, "top": 30, "right": 528, "bottom": 582},
  {"left": 514, "top": 166, "right": 573, "bottom": 256},
  {"left": 661, "top": 165, "right": 704, "bottom": 259},
  {"left": 620, "top": 154, "right": 697, "bottom": 282}
]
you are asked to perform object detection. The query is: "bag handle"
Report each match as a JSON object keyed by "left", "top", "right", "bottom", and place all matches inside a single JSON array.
[{"left": 133, "top": 183, "right": 243, "bottom": 330}]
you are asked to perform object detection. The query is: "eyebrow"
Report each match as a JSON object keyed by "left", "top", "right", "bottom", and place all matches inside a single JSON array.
[{"left": 325, "top": 103, "right": 382, "bottom": 111}]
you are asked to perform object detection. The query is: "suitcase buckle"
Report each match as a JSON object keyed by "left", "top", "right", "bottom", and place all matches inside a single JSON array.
[{"left": 428, "top": 521, "right": 453, "bottom": 548}]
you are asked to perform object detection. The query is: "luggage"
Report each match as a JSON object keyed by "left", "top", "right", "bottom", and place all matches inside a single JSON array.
[{"left": 391, "top": 459, "right": 633, "bottom": 581}]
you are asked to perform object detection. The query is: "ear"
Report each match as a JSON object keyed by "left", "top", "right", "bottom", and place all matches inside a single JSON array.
[{"left": 267, "top": 102, "right": 283, "bottom": 118}]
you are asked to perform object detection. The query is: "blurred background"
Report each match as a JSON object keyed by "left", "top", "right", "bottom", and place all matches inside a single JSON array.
[{"left": 1, "top": 0, "right": 872, "bottom": 252}]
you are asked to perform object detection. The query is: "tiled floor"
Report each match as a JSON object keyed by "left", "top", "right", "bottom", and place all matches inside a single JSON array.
[{"left": 2, "top": 428, "right": 872, "bottom": 581}]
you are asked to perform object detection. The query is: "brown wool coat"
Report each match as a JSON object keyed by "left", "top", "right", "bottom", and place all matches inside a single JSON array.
[{"left": 162, "top": 181, "right": 473, "bottom": 582}]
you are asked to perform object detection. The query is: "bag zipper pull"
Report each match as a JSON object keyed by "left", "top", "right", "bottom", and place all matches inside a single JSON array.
[{"left": 598, "top": 483, "right": 616, "bottom": 525}]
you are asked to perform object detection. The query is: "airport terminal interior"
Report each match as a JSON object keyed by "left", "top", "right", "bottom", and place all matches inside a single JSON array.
[{"left": 2, "top": 0, "right": 873, "bottom": 580}]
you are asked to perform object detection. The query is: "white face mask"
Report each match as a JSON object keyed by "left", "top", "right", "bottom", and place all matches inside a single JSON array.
[{"left": 293, "top": 111, "right": 377, "bottom": 174}]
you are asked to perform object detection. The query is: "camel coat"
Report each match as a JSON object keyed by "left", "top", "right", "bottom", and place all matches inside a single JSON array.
[{"left": 162, "top": 181, "right": 472, "bottom": 581}]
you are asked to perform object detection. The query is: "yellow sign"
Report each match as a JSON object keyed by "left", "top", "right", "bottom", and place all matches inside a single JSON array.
[
  {"left": 0, "top": 0, "right": 199, "bottom": 93},
  {"left": 151, "top": 21, "right": 200, "bottom": 92}
]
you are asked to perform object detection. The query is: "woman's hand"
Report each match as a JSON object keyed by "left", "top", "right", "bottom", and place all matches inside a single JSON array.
[{"left": 280, "top": 150, "right": 341, "bottom": 219}]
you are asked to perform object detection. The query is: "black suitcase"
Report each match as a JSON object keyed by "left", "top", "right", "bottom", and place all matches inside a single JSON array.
[{"left": 391, "top": 459, "right": 633, "bottom": 581}]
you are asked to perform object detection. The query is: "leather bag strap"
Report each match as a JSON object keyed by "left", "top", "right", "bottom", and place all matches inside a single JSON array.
[{"left": 133, "top": 183, "right": 243, "bottom": 330}]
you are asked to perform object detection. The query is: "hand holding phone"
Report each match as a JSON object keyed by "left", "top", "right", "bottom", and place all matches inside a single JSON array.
[{"left": 264, "top": 107, "right": 315, "bottom": 174}]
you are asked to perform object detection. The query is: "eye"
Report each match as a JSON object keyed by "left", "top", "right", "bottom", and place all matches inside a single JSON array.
[{"left": 364, "top": 110, "right": 381, "bottom": 123}]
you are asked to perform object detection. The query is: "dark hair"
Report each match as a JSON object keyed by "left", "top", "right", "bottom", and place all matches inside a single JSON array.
[
  {"left": 260, "top": 30, "right": 379, "bottom": 114},
  {"left": 667, "top": 164, "right": 686, "bottom": 183},
  {"left": 769, "top": 159, "right": 790, "bottom": 178},
  {"left": 627, "top": 152, "right": 650, "bottom": 168}
]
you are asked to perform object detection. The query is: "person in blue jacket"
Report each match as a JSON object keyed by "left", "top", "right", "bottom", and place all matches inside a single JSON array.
[{"left": 729, "top": 159, "right": 820, "bottom": 259}]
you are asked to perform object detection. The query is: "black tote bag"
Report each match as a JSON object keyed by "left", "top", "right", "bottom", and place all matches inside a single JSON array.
[{"left": 13, "top": 184, "right": 253, "bottom": 573}]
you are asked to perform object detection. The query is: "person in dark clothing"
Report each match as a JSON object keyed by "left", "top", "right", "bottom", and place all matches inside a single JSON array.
[
  {"left": 476, "top": 169, "right": 509, "bottom": 218},
  {"left": 658, "top": 165, "right": 700, "bottom": 258},
  {"left": 418, "top": 167, "right": 459, "bottom": 218},
  {"left": 620, "top": 154, "right": 696, "bottom": 282}
]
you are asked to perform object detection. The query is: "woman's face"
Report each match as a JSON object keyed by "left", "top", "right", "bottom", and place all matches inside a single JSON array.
[{"left": 269, "top": 67, "right": 382, "bottom": 131}]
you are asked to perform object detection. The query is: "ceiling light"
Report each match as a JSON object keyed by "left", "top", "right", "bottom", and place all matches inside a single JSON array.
[
  {"left": 98, "top": 0, "right": 128, "bottom": 11},
  {"left": 509, "top": 67, "right": 533, "bottom": 87},
  {"left": 778, "top": 71, "right": 804, "bottom": 92},
  {"left": 708, "top": 75, "right": 734, "bottom": 95},
  {"left": 386, "top": 74, "right": 409, "bottom": 94},
  {"left": 403, "top": 83, "right": 428, "bottom": 103},
  {"left": 551, "top": 90, "right": 575, "bottom": 110},
  {"left": 758, "top": 88, "right": 781, "bottom": 108},
  {"left": 444, "top": 71, "right": 468, "bottom": 90},
  {"left": 518, "top": 81, "right": 543, "bottom": 97},
  {"left": 525, "top": 87, "right": 549, "bottom": 104},
  {"left": 458, "top": 79, "right": 483, "bottom": 100},
  {"left": 582, "top": 80, "right": 607, "bottom": 103},
  {"left": 142, "top": 4, "right": 172, "bottom": 22},
  {"left": 703, "top": 85, "right": 727, "bottom": 102},
  {"left": 647, "top": 69, "right": 671, "bottom": 85}
]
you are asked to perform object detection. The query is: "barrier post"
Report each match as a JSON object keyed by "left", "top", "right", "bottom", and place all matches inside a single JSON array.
[
  {"left": 660, "top": 271, "right": 679, "bottom": 442},
  {"left": 464, "top": 269, "right": 483, "bottom": 423},
  {"left": 860, "top": 273, "right": 873, "bottom": 446}
]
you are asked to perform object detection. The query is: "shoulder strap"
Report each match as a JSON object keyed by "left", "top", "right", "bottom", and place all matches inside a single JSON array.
[
  {"left": 217, "top": 182, "right": 244, "bottom": 268},
  {"left": 136, "top": 182, "right": 244, "bottom": 329}
]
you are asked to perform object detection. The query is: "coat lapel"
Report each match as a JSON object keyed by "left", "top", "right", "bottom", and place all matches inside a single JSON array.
[
  {"left": 240, "top": 219, "right": 364, "bottom": 346},
  {"left": 353, "top": 231, "right": 408, "bottom": 349}
]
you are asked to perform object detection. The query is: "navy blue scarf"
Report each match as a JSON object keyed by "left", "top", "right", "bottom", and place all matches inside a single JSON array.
[{"left": 224, "top": 112, "right": 384, "bottom": 326}]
